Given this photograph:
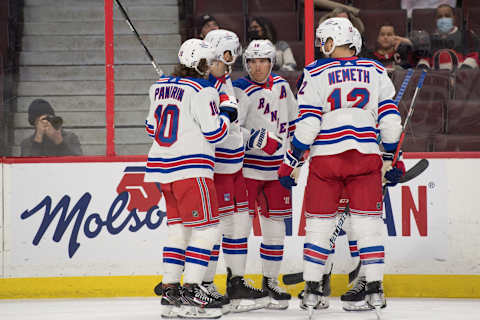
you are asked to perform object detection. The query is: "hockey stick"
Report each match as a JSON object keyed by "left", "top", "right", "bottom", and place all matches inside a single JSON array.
[
  {"left": 114, "top": 0, "right": 164, "bottom": 77},
  {"left": 392, "top": 70, "right": 427, "bottom": 165},
  {"left": 281, "top": 158, "right": 430, "bottom": 285}
]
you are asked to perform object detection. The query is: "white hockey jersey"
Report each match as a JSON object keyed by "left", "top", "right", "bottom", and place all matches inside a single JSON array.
[
  {"left": 293, "top": 57, "right": 402, "bottom": 156},
  {"left": 208, "top": 73, "right": 244, "bottom": 174},
  {"left": 234, "top": 74, "right": 298, "bottom": 181},
  {"left": 144, "top": 76, "right": 230, "bottom": 184}
]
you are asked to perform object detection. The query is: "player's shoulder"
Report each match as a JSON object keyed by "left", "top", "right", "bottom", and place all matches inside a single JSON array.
[
  {"left": 354, "top": 58, "right": 386, "bottom": 74},
  {"left": 232, "top": 76, "right": 251, "bottom": 90},
  {"left": 304, "top": 58, "right": 342, "bottom": 77},
  {"left": 232, "top": 76, "right": 263, "bottom": 97},
  {"left": 154, "top": 76, "right": 214, "bottom": 92},
  {"left": 271, "top": 72, "right": 289, "bottom": 86}
]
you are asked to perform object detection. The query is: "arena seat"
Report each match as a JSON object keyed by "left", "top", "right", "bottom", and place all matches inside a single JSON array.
[
  {"left": 194, "top": 0, "right": 243, "bottom": 15},
  {"left": 462, "top": 0, "right": 480, "bottom": 11},
  {"left": 433, "top": 134, "right": 480, "bottom": 151},
  {"left": 411, "top": 8, "right": 464, "bottom": 34},
  {"left": 446, "top": 100, "right": 480, "bottom": 135},
  {"left": 391, "top": 69, "right": 451, "bottom": 101},
  {"left": 352, "top": 0, "right": 401, "bottom": 10},
  {"left": 248, "top": 0, "right": 297, "bottom": 13},
  {"left": 358, "top": 10, "right": 407, "bottom": 51},
  {"left": 465, "top": 8, "right": 480, "bottom": 50},
  {"left": 453, "top": 69, "right": 480, "bottom": 100},
  {"left": 289, "top": 41, "right": 305, "bottom": 69},
  {"left": 249, "top": 12, "right": 299, "bottom": 42},
  {"left": 401, "top": 135, "right": 434, "bottom": 152},
  {"left": 397, "top": 100, "right": 445, "bottom": 135}
]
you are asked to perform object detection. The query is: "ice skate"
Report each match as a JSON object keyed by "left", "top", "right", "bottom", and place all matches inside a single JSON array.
[
  {"left": 159, "top": 283, "right": 183, "bottom": 318},
  {"left": 299, "top": 281, "right": 329, "bottom": 311},
  {"left": 202, "top": 281, "right": 230, "bottom": 314},
  {"left": 226, "top": 268, "right": 269, "bottom": 312},
  {"left": 262, "top": 276, "right": 291, "bottom": 310},
  {"left": 340, "top": 276, "right": 372, "bottom": 311},
  {"left": 365, "top": 281, "right": 387, "bottom": 320},
  {"left": 178, "top": 283, "right": 223, "bottom": 319}
]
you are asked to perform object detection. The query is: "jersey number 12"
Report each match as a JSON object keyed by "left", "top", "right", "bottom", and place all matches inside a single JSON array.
[{"left": 327, "top": 87, "right": 370, "bottom": 110}]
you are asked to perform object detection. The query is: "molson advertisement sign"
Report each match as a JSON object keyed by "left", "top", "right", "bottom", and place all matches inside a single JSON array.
[{"left": 1, "top": 157, "right": 446, "bottom": 277}]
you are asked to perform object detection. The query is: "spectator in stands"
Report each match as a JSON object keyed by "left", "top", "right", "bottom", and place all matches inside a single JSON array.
[
  {"left": 367, "top": 22, "right": 414, "bottom": 71},
  {"left": 20, "top": 99, "right": 83, "bottom": 157},
  {"left": 247, "top": 16, "right": 297, "bottom": 71},
  {"left": 196, "top": 14, "right": 219, "bottom": 39},
  {"left": 316, "top": 8, "right": 366, "bottom": 58},
  {"left": 415, "top": 4, "right": 479, "bottom": 71},
  {"left": 401, "top": 0, "right": 457, "bottom": 18}
]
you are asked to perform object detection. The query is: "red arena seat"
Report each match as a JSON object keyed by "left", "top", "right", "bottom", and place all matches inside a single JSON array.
[
  {"left": 194, "top": 0, "right": 243, "bottom": 15},
  {"left": 454, "top": 69, "right": 480, "bottom": 100},
  {"left": 352, "top": 0, "right": 401, "bottom": 10},
  {"left": 433, "top": 134, "right": 480, "bottom": 151},
  {"left": 391, "top": 69, "right": 451, "bottom": 101},
  {"left": 446, "top": 100, "right": 480, "bottom": 135},
  {"left": 397, "top": 100, "right": 445, "bottom": 136},
  {"left": 248, "top": 0, "right": 297, "bottom": 13}
]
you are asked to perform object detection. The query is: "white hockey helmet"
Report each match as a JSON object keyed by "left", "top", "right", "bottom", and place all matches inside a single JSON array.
[
  {"left": 178, "top": 38, "right": 216, "bottom": 75},
  {"left": 243, "top": 39, "right": 276, "bottom": 82},
  {"left": 315, "top": 17, "right": 358, "bottom": 56},
  {"left": 351, "top": 26, "right": 362, "bottom": 55},
  {"left": 204, "top": 29, "right": 242, "bottom": 66}
]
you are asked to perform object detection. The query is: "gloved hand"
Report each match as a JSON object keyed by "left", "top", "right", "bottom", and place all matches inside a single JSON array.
[
  {"left": 382, "top": 152, "right": 406, "bottom": 187},
  {"left": 219, "top": 93, "right": 238, "bottom": 123},
  {"left": 278, "top": 149, "right": 304, "bottom": 189},
  {"left": 246, "top": 128, "right": 282, "bottom": 155}
]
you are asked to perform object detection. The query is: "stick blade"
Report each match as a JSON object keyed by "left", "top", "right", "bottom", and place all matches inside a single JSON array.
[{"left": 400, "top": 158, "right": 429, "bottom": 183}]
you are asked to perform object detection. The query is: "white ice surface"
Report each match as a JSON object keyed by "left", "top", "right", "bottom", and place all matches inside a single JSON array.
[{"left": 1, "top": 297, "right": 479, "bottom": 320}]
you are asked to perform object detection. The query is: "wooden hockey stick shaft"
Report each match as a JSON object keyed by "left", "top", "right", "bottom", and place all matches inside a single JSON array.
[{"left": 114, "top": 0, "right": 164, "bottom": 77}]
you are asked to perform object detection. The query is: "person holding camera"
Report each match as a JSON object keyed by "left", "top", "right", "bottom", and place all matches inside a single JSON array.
[{"left": 20, "top": 99, "right": 83, "bottom": 156}]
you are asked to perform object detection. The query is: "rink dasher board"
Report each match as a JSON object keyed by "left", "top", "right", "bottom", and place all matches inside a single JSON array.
[{"left": 0, "top": 155, "right": 479, "bottom": 298}]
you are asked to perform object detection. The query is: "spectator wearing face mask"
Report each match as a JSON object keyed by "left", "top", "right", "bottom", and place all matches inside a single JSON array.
[
  {"left": 247, "top": 16, "right": 297, "bottom": 71},
  {"left": 415, "top": 4, "right": 479, "bottom": 71}
]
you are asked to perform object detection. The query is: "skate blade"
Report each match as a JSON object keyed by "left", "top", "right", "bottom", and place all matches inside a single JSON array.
[
  {"left": 342, "top": 300, "right": 373, "bottom": 312},
  {"left": 161, "top": 305, "right": 181, "bottom": 318},
  {"left": 265, "top": 298, "right": 289, "bottom": 310},
  {"left": 374, "top": 305, "right": 382, "bottom": 320},
  {"left": 307, "top": 305, "right": 314, "bottom": 320},
  {"left": 230, "top": 297, "right": 269, "bottom": 313},
  {"left": 178, "top": 306, "right": 222, "bottom": 319}
]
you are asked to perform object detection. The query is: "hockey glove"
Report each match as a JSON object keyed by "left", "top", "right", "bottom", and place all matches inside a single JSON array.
[
  {"left": 382, "top": 152, "right": 406, "bottom": 187},
  {"left": 247, "top": 128, "right": 282, "bottom": 155},
  {"left": 219, "top": 93, "right": 238, "bottom": 123},
  {"left": 278, "top": 147, "right": 305, "bottom": 189}
]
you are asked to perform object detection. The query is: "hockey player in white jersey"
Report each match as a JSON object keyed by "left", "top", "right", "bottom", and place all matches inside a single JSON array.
[
  {"left": 233, "top": 39, "right": 298, "bottom": 310},
  {"left": 203, "top": 29, "right": 270, "bottom": 313},
  {"left": 145, "top": 38, "right": 238, "bottom": 319},
  {"left": 277, "top": 18, "right": 405, "bottom": 316}
]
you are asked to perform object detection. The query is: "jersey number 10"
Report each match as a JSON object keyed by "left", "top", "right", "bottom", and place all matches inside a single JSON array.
[{"left": 155, "top": 104, "right": 179, "bottom": 147}]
